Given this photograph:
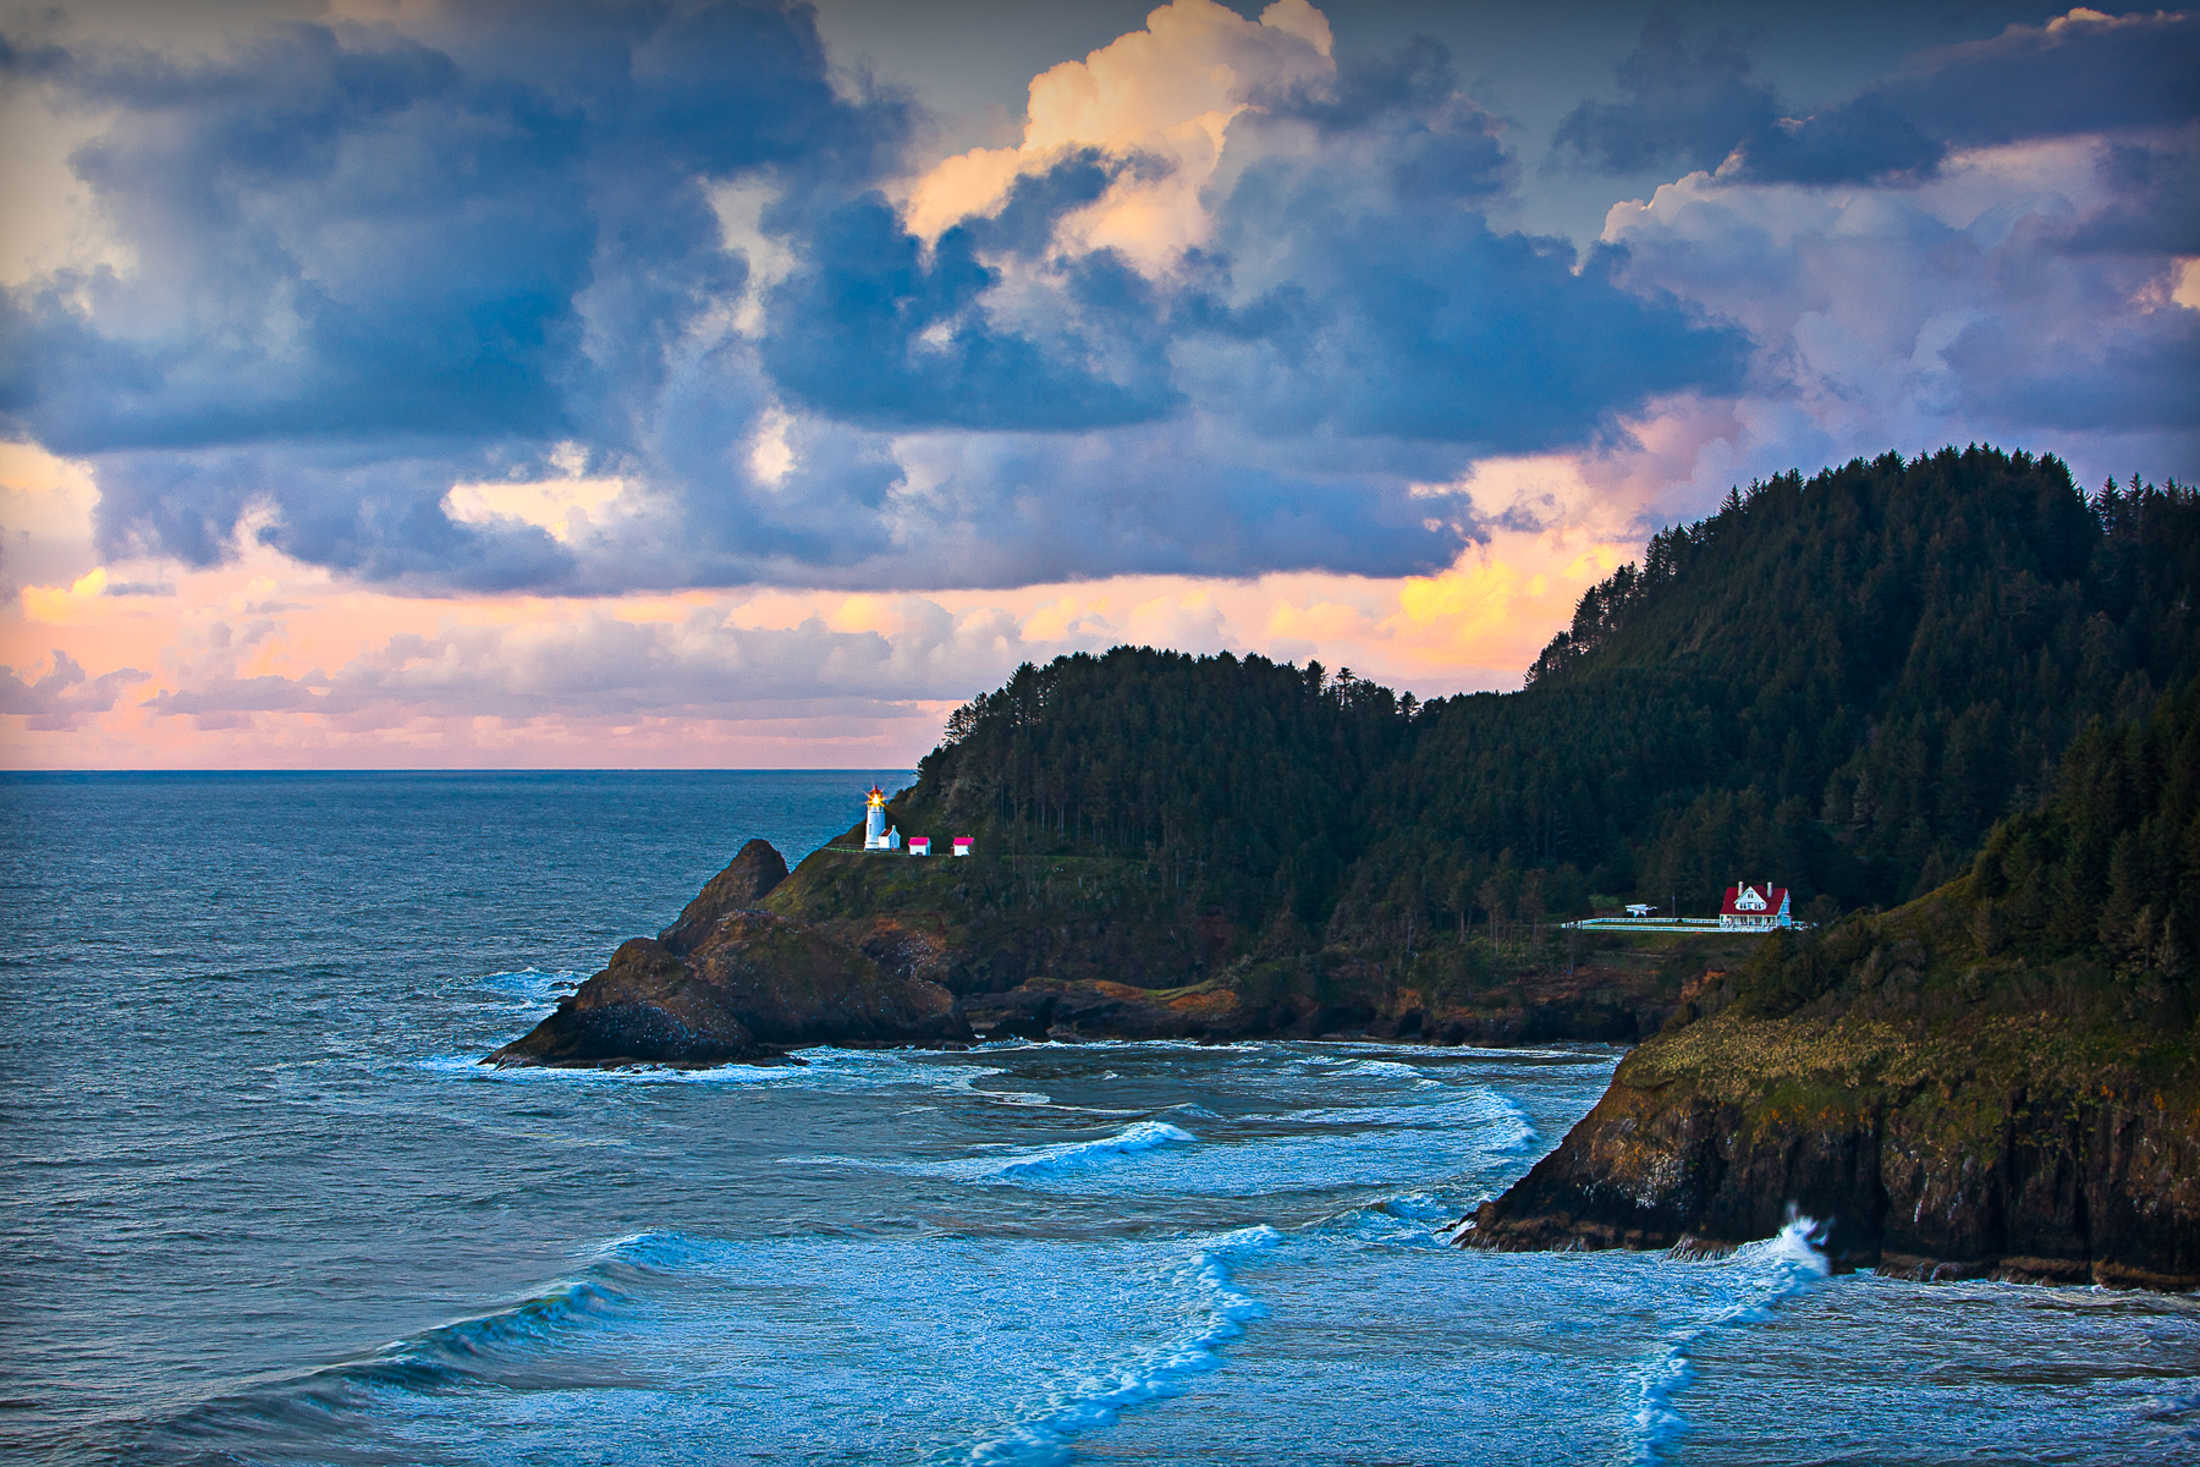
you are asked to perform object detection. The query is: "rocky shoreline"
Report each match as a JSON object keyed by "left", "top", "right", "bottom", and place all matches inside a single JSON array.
[
  {"left": 490, "top": 829, "right": 1725, "bottom": 1068},
  {"left": 1459, "top": 995, "right": 2200, "bottom": 1290},
  {"left": 489, "top": 838, "right": 968, "bottom": 1068},
  {"left": 490, "top": 836, "right": 2200, "bottom": 1292}
]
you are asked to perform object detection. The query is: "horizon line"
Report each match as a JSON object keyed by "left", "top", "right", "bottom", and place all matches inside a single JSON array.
[{"left": 0, "top": 766, "right": 922, "bottom": 776}]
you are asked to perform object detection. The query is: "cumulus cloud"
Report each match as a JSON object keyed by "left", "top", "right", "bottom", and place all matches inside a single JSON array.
[
  {"left": 758, "top": 167, "right": 1181, "bottom": 433},
  {"left": 5, "top": 0, "right": 2189, "bottom": 629},
  {"left": 1560, "top": 8, "right": 2200, "bottom": 186},
  {"left": 0, "top": 648, "right": 147, "bottom": 730},
  {"left": 1600, "top": 137, "right": 2200, "bottom": 492},
  {"left": 899, "top": 0, "right": 1336, "bottom": 263},
  {"left": 0, "top": 0, "right": 1761, "bottom": 597},
  {"left": 2, "top": 2, "right": 906, "bottom": 579}
]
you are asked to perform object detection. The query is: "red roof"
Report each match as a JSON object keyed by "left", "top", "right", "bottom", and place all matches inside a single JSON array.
[{"left": 1721, "top": 883, "right": 1789, "bottom": 917}]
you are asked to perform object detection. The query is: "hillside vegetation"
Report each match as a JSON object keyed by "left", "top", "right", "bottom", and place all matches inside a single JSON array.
[
  {"left": 1466, "top": 678, "right": 2200, "bottom": 1284},
  {"left": 884, "top": 447, "right": 2197, "bottom": 953}
]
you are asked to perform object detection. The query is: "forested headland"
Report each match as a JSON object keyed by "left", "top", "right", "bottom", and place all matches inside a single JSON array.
[
  {"left": 1466, "top": 668, "right": 2200, "bottom": 1285},
  {"left": 499, "top": 443, "right": 2198, "bottom": 1279},
  {"left": 879, "top": 446, "right": 2196, "bottom": 992}
]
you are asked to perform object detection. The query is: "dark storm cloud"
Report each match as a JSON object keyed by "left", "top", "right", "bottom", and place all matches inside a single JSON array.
[
  {"left": 758, "top": 159, "right": 1182, "bottom": 432},
  {"left": 88, "top": 444, "right": 583, "bottom": 590},
  {"left": 1182, "top": 132, "right": 1748, "bottom": 448},
  {"left": 1560, "top": 9, "right": 2200, "bottom": 185},
  {"left": 1265, "top": 37, "right": 1513, "bottom": 202},
  {"left": 1552, "top": 15, "right": 1781, "bottom": 175},
  {"left": 4, "top": 2, "right": 899, "bottom": 570},
  {"left": 2063, "top": 141, "right": 2200, "bottom": 256}
]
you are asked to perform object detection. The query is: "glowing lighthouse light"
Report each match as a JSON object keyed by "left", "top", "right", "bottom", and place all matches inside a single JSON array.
[{"left": 862, "top": 785, "right": 899, "bottom": 850}]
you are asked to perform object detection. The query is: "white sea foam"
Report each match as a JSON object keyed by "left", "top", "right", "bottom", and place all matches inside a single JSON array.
[
  {"left": 1336, "top": 1058, "right": 1443, "bottom": 1085},
  {"left": 988, "top": 1121, "right": 1199, "bottom": 1181},
  {"left": 958, "top": 1225, "right": 1281, "bottom": 1466},
  {"left": 1294, "top": 1038, "right": 1621, "bottom": 1063},
  {"left": 473, "top": 967, "right": 585, "bottom": 1012},
  {"left": 784, "top": 1121, "right": 1202, "bottom": 1185},
  {"left": 420, "top": 1047, "right": 1005, "bottom": 1095},
  {"left": 1316, "top": 1189, "right": 1474, "bottom": 1250},
  {"left": 1268, "top": 1085, "right": 1534, "bottom": 1139},
  {"left": 1631, "top": 1216, "right": 1831, "bottom": 1464}
]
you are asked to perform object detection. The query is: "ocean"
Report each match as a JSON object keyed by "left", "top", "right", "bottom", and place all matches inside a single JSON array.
[{"left": 2, "top": 771, "right": 2195, "bottom": 1466}]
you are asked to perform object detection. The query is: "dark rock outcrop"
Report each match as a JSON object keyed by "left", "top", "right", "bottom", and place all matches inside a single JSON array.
[
  {"left": 489, "top": 842, "right": 967, "bottom": 1068},
  {"left": 962, "top": 977, "right": 1247, "bottom": 1041},
  {"left": 489, "top": 936, "right": 774, "bottom": 1068},
  {"left": 659, "top": 837, "right": 788, "bottom": 954}
]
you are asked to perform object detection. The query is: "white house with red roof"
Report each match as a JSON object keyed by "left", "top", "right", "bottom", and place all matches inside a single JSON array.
[{"left": 1719, "top": 881, "right": 1793, "bottom": 930}]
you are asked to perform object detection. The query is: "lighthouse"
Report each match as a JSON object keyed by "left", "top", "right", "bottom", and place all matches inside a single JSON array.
[{"left": 862, "top": 785, "right": 899, "bottom": 850}]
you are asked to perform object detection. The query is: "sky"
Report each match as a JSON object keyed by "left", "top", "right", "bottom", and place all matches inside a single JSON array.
[{"left": 1, "top": 0, "right": 2194, "bottom": 769}]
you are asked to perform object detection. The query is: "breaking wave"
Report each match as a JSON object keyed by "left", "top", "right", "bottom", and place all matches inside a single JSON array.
[
  {"left": 145, "top": 1258, "right": 640, "bottom": 1449},
  {"left": 1631, "top": 1216, "right": 1831, "bottom": 1464},
  {"left": 959, "top": 1225, "right": 1280, "bottom": 1466}
]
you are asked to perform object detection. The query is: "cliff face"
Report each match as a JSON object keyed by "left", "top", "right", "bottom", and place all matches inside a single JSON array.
[
  {"left": 488, "top": 840, "right": 966, "bottom": 1068},
  {"left": 762, "top": 837, "right": 1744, "bottom": 1044},
  {"left": 487, "top": 826, "right": 1733, "bottom": 1065},
  {"left": 1465, "top": 963, "right": 2200, "bottom": 1288}
]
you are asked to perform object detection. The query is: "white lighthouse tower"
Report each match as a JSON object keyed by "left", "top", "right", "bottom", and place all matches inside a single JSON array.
[{"left": 862, "top": 785, "right": 899, "bottom": 850}]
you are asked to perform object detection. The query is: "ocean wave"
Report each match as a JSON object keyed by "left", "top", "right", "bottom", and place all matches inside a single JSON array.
[
  {"left": 785, "top": 1120, "right": 1202, "bottom": 1187},
  {"left": 421, "top": 1047, "right": 1005, "bottom": 1096},
  {"left": 1293, "top": 1038, "right": 1624, "bottom": 1063},
  {"left": 1338, "top": 1058, "right": 1442, "bottom": 1085},
  {"left": 811, "top": 1084, "right": 1538, "bottom": 1198},
  {"left": 971, "top": 1085, "right": 1058, "bottom": 1109},
  {"left": 1631, "top": 1216, "right": 1832, "bottom": 1465},
  {"left": 473, "top": 967, "right": 585, "bottom": 1011},
  {"left": 958, "top": 1225, "right": 1280, "bottom": 1466},
  {"left": 986, "top": 1121, "right": 1200, "bottom": 1182},
  {"left": 1271, "top": 1085, "right": 1534, "bottom": 1140},
  {"left": 146, "top": 1266, "right": 637, "bottom": 1448},
  {"left": 1315, "top": 1190, "right": 1475, "bottom": 1250}
]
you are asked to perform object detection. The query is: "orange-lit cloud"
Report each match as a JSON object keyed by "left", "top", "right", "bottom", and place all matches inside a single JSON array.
[{"left": 903, "top": 0, "right": 1334, "bottom": 270}]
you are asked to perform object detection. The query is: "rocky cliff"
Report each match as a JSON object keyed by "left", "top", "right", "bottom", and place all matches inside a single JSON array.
[
  {"left": 756, "top": 826, "right": 1746, "bottom": 1045},
  {"left": 487, "top": 826, "right": 1741, "bottom": 1066},
  {"left": 488, "top": 838, "right": 967, "bottom": 1068},
  {"left": 1463, "top": 888, "right": 2200, "bottom": 1288}
]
